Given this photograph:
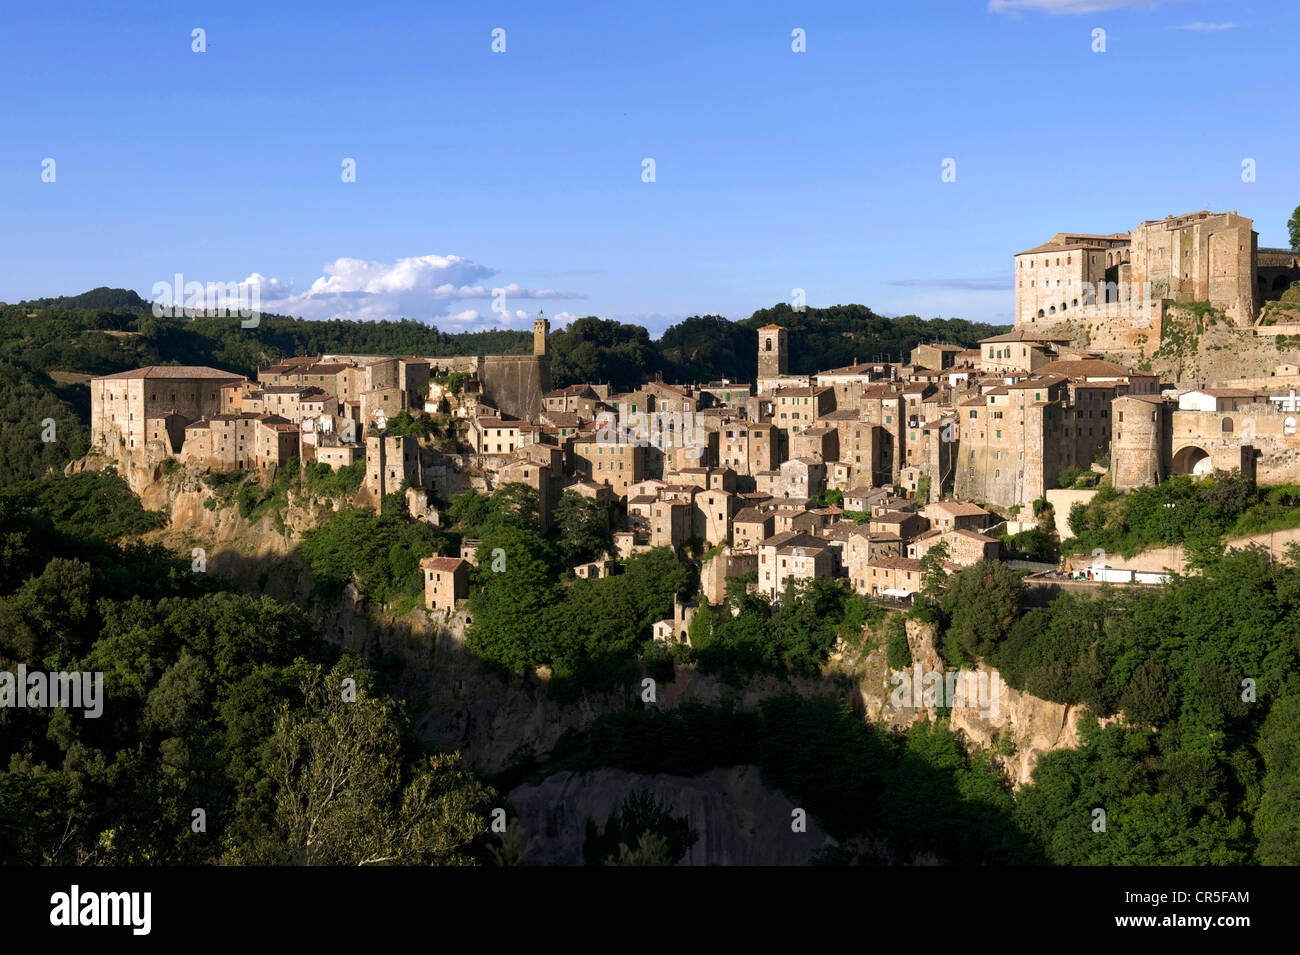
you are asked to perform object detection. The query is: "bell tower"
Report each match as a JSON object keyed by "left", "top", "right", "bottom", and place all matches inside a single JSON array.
[
  {"left": 757, "top": 324, "right": 787, "bottom": 378},
  {"left": 533, "top": 312, "right": 550, "bottom": 357}
]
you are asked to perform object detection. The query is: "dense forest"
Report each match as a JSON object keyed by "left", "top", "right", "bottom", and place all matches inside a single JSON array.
[
  {"left": 0, "top": 290, "right": 1005, "bottom": 487},
  {"left": 0, "top": 472, "right": 497, "bottom": 864}
]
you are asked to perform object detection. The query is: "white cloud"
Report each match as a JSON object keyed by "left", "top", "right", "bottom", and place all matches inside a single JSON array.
[
  {"left": 243, "top": 253, "right": 582, "bottom": 325},
  {"left": 1171, "top": 21, "right": 1237, "bottom": 30},
  {"left": 989, "top": 0, "right": 1188, "bottom": 14}
]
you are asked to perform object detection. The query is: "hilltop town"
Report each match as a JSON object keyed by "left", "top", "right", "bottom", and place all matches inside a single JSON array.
[{"left": 85, "top": 212, "right": 1300, "bottom": 624}]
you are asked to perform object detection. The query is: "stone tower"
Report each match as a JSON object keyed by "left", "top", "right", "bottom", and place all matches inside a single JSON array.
[
  {"left": 1110, "top": 395, "right": 1166, "bottom": 491},
  {"left": 533, "top": 314, "right": 550, "bottom": 358},
  {"left": 758, "top": 324, "right": 787, "bottom": 379}
]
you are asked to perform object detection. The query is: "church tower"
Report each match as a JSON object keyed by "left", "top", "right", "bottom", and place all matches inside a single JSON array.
[{"left": 757, "top": 324, "right": 787, "bottom": 378}]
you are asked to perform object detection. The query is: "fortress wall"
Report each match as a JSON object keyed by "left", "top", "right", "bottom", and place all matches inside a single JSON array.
[
  {"left": 1080, "top": 304, "right": 1163, "bottom": 353},
  {"left": 479, "top": 356, "right": 550, "bottom": 420}
]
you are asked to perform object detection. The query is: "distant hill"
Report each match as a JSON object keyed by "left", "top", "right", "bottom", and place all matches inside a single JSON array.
[{"left": 17, "top": 287, "right": 151, "bottom": 312}]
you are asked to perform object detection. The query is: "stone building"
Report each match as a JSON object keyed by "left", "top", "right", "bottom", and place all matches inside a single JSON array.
[
  {"left": 470, "top": 417, "right": 538, "bottom": 456},
  {"left": 921, "top": 500, "right": 991, "bottom": 532},
  {"left": 857, "top": 556, "right": 925, "bottom": 598},
  {"left": 1014, "top": 210, "right": 1300, "bottom": 329},
  {"left": 719, "top": 421, "right": 778, "bottom": 476},
  {"left": 422, "top": 556, "right": 468, "bottom": 612},
  {"left": 365, "top": 433, "right": 422, "bottom": 499},
  {"left": 908, "top": 528, "right": 999, "bottom": 567},
  {"left": 910, "top": 343, "right": 963, "bottom": 370},
  {"left": 571, "top": 436, "right": 645, "bottom": 498},
  {"left": 650, "top": 499, "right": 692, "bottom": 549},
  {"left": 1110, "top": 393, "right": 1300, "bottom": 490},
  {"left": 731, "top": 507, "right": 774, "bottom": 552},
  {"left": 777, "top": 457, "right": 826, "bottom": 499},
  {"left": 757, "top": 531, "right": 831, "bottom": 600},
  {"left": 978, "top": 329, "right": 1070, "bottom": 373},
  {"left": 91, "top": 366, "right": 245, "bottom": 464},
  {"left": 773, "top": 386, "right": 834, "bottom": 434},
  {"left": 953, "top": 373, "right": 1121, "bottom": 507}
]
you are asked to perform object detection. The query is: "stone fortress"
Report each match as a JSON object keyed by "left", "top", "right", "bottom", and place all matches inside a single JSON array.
[
  {"left": 1010, "top": 209, "right": 1300, "bottom": 492},
  {"left": 1015, "top": 210, "right": 1300, "bottom": 348}
]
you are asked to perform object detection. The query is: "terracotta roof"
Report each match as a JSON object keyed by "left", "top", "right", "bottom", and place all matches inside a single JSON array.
[
  {"left": 930, "top": 501, "right": 989, "bottom": 516},
  {"left": 421, "top": 556, "right": 467, "bottom": 572},
  {"left": 1035, "top": 359, "right": 1136, "bottom": 378},
  {"left": 1016, "top": 241, "right": 1108, "bottom": 255},
  {"left": 98, "top": 365, "right": 243, "bottom": 381},
  {"left": 874, "top": 510, "right": 917, "bottom": 523},
  {"left": 1007, "top": 375, "right": 1068, "bottom": 390},
  {"left": 761, "top": 530, "right": 821, "bottom": 549},
  {"left": 979, "top": 328, "right": 1072, "bottom": 344},
  {"left": 872, "top": 556, "right": 924, "bottom": 572},
  {"left": 775, "top": 386, "right": 831, "bottom": 398},
  {"left": 817, "top": 363, "right": 877, "bottom": 377}
]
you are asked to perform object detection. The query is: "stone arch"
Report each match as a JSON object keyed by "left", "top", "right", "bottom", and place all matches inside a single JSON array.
[
  {"left": 1072, "top": 298, "right": 1078, "bottom": 308},
  {"left": 1274, "top": 275, "right": 1292, "bottom": 291},
  {"left": 1172, "top": 445, "right": 1212, "bottom": 476},
  {"left": 1048, "top": 305, "right": 1056, "bottom": 315},
  {"left": 1037, "top": 309, "right": 1045, "bottom": 318}
]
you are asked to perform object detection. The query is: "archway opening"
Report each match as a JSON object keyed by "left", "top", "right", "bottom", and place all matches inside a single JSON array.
[{"left": 1172, "top": 446, "right": 1212, "bottom": 476}]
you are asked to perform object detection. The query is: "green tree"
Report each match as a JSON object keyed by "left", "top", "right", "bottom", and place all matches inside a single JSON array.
[
  {"left": 553, "top": 490, "right": 613, "bottom": 566},
  {"left": 244, "top": 666, "right": 495, "bottom": 865},
  {"left": 938, "top": 561, "right": 1023, "bottom": 664},
  {"left": 583, "top": 790, "right": 698, "bottom": 866}
]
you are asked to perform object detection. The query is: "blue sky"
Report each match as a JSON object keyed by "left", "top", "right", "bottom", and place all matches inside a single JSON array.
[{"left": 3, "top": 0, "right": 1297, "bottom": 333}]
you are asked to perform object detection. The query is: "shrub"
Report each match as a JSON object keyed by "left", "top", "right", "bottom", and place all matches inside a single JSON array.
[{"left": 886, "top": 615, "right": 911, "bottom": 671}]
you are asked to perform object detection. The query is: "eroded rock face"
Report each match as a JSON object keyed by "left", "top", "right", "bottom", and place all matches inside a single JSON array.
[
  {"left": 107, "top": 454, "right": 1102, "bottom": 791},
  {"left": 851, "top": 618, "right": 1105, "bottom": 788},
  {"left": 506, "top": 765, "right": 828, "bottom": 866}
]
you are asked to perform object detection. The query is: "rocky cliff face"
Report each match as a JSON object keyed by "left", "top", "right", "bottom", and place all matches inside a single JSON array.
[
  {"left": 506, "top": 766, "right": 829, "bottom": 866},
  {"left": 96, "top": 457, "right": 1101, "bottom": 808},
  {"left": 849, "top": 618, "right": 1104, "bottom": 788}
]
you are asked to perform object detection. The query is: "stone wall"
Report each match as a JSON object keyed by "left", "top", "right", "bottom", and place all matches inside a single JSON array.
[
  {"left": 479, "top": 355, "right": 550, "bottom": 420},
  {"left": 1043, "top": 487, "right": 1099, "bottom": 539}
]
